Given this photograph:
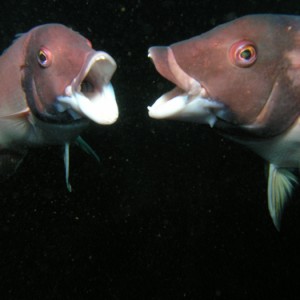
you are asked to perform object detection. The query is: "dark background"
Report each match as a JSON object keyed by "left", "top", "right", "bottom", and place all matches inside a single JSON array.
[{"left": 1, "top": 0, "right": 300, "bottom": 299}]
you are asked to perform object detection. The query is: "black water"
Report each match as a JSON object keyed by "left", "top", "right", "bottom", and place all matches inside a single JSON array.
[{"left": 1, "top": 1, "right": 300, "bottom": 299}]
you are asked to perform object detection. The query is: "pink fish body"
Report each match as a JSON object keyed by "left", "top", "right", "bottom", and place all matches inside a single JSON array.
[
  {"left": 0, "top": 24, "right": 118, "bottom": 190},
  {"left": 148, "top": 14, "right": 300, "bottom": 229}
]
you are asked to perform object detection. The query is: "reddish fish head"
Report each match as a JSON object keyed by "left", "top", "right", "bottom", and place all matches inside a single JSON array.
[
  {"left": 22, "top": 24, "right": 118, "bottom": 125},
  {"left": 148, "top": 15, "right": 300, "bottom": 137}
]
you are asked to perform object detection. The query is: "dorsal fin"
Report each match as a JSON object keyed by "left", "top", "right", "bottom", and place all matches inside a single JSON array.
[{"left": 268, "top": 163, "right": 298, "bottom": 230}]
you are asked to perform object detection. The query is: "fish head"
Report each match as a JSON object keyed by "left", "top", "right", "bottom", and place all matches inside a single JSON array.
[
  {"left": 148, "top": 15, "right": 300, "bottom": 137},
  {"left": 22, "top": 24, "right": 118, "bottom": 125}
]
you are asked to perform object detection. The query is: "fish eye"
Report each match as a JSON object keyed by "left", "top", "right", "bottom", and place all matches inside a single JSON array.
[
  {"left": 229, "top": 40, "right": 257, "bottom": 67},
  {"left": 37, "top": 47, "right": 52, "bottom": 67}
]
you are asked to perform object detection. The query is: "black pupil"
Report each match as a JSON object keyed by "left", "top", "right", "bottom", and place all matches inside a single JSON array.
[
  {"left": 39, "top": 52, "right": 47, "bottom": 63},
  {"left": 240, "top": 49, "right": 252, "bottom": 60}
]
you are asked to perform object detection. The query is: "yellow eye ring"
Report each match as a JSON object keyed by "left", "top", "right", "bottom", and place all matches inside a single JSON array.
[
  {"left": 229, "top": 40, "right": 257, "bottom": 67},
  {"left": 37, "top": 47, "right": 52, "bottom": 67}
]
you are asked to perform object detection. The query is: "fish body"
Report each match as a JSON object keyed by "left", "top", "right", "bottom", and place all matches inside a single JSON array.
[
  {"left": 0, "top": 24, "right": 118, "bottom": 189},
  {"left": 148, "top": 14, "right": 300, "bottom": 229}
]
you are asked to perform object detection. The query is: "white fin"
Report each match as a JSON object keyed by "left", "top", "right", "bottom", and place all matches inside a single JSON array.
[
  {"left": 64, "top": 143, "right": 72, "bottom": 192},
  {"left": 268, "top": 163, "right": 297, "bottom": 230},
  {"left": 62, "top": 138, "right": 99, "bottom": 192}
]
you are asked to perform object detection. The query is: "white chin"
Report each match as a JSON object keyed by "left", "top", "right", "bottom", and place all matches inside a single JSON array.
[
  {"left": 57, "top": 83, "right": 119, "bottom": 125},
  {"left": 148, "top": 87, "right": 224, "bottom": 128}
]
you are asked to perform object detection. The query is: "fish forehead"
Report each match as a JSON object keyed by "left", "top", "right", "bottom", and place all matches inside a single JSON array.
[
  {"left": 23, "top": 25, "right": 88, "bottom": 103},
  {"left": 171, "top": 15, "right": 299, "bottom": 73},
  {"left": 25, "top": 24, "right": 94, "bottom": 85},
  {"left": 27, "top": 24, "right": 91, "bottom": 54}
]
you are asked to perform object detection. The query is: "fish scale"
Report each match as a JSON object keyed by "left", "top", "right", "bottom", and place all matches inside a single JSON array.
[
  {"left": 148, "top": 14, "right": 300, "bottom": 230},
  {"left": 0, "top": 23, "right": 118, "bottom": 189}
]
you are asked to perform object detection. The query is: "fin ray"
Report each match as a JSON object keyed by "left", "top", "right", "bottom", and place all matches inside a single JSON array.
[
  {"left": 75, "top": 136, "right": 100, "bottom": 162},
  {"left": 268, "top": 163, "right": 297, "bottom": 230},
  {"left": 64, "top": 143, "right": 72, "bottom": 192}
]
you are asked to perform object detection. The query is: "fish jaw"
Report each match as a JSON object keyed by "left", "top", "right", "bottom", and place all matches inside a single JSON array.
[
  {"left": 56, "top": 51, "right": 119, "bottom": 125},
  {"left": 147, "top": 46, "right": 225, "bottom": 128}
]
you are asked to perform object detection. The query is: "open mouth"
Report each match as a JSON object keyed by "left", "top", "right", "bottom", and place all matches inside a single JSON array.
[
  {"left": 147, "top": 46, "right": 224, "bottom": 127},
  {"left": 57, "top": 51, "right": 119, "bottom": 125}
]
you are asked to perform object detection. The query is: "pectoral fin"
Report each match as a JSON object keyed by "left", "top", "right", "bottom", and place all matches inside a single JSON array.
[
  {"left": 64, "top": 143, "right": 72, "bottom": 192},
  {"left": 63, "top": 137, "right": 99, "bottom": 192},
  {"left": 75, "top": 136, "right": 100, "bottom": 162},
  {"left": 267, "top": 163, "right": 298, "bottom": 230}
]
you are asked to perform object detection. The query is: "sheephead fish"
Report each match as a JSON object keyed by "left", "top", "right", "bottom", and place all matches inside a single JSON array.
[
  {"left": 147, "top": 14, "right": 300, "bottom": 230},
  {"left": 0, "top": 23, "right": 118, "bottom": 191}
]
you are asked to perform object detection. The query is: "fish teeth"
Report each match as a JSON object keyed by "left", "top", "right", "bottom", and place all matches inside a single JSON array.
[
  {"left": 187, "top": 82, "right": 208, "bottom": 99},
  {"left": 65, "top": 85, "right": 73, "bottom": 96},
  {"left": 200, "top": 87, "right": 208, "bottom": 98}
]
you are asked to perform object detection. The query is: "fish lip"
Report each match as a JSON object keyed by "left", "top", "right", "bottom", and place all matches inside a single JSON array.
[
  {"left": 69, "top": 51, "right": 117, "bottom": 94},
  {"left": 148, "top": 46, "right": 225, "bottom": 126},
  {"left": 56, "top": 51, "right": 119, "bottom": 125},
  {"left": 148, "top": 46, "right": 204, "bottom": 94},
  {"left": 147, "top": 86, "right": 224, "bottom": 127}
]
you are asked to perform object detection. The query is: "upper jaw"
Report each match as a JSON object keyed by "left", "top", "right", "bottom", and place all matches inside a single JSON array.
[
  {"left": 56, "top": 51, "right": 119, "bottom": 125},
  {"left": 147, "top": 46, "right": 225, "bottom": 127}
]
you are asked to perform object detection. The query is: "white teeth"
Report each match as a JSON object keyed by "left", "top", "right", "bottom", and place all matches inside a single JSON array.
[
  {"left": 200, "top": 87, "right": 207, "bottom": 97},
  {"left": 65, "top": 85, "right": 73, "bottom": 97},
  {"left": 57, "top": 83, "right": 119, "bottom": 125}
]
